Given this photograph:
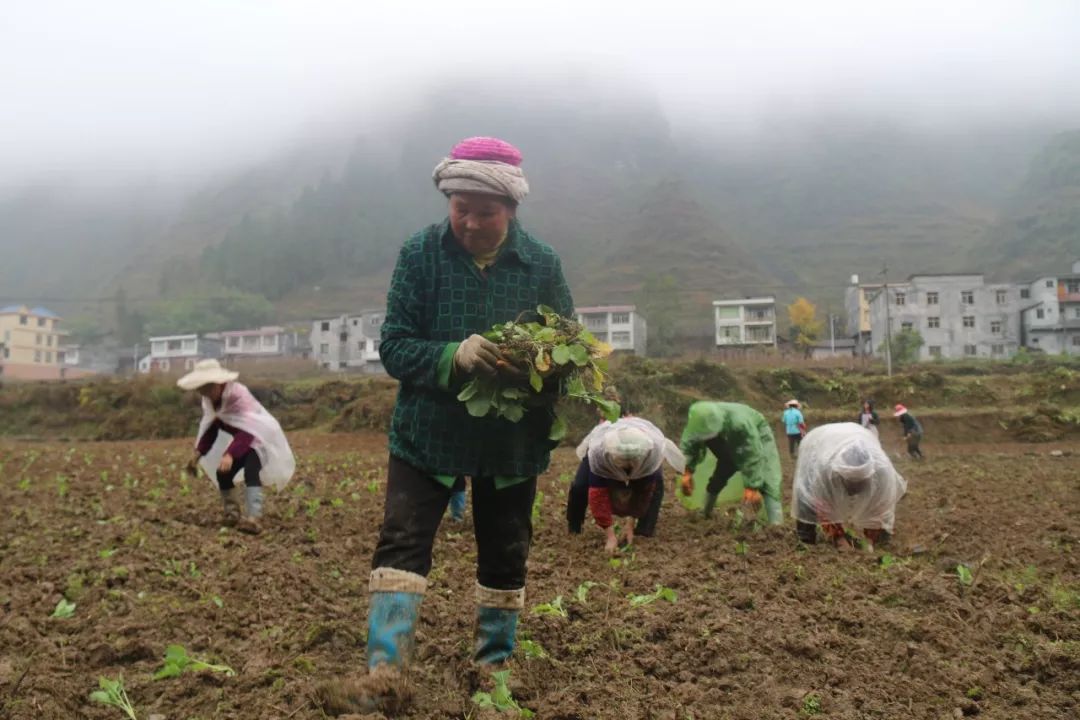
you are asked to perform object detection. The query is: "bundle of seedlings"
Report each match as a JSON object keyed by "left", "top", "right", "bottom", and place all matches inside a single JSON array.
[{"left": 456, "top": 305, "right": 619, "bottom": 439}]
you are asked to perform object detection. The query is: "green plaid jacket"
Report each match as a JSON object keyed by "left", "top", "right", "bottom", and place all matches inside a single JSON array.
[{"left": 381, "top": 218, "right": 574, "bottom": 479}]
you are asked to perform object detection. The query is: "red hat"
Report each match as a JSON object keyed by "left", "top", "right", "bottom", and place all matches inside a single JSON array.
[{"left": 894, "top": 404, "right": 908, "bottom": 416}]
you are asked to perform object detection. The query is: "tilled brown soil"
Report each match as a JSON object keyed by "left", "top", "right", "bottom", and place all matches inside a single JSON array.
[{"left": 1, "top": 431, "right": 1077, "bottom": 719}]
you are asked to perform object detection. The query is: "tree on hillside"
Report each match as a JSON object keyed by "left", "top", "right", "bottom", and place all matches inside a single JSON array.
[
  {"left": 787, "top": 297, "right": 823, "bottom": 356},
  {"left": 879, "top": 329, "right": 924, "bottom": 365},
  {"left": 635, "top": 274, "right": 683, "bottom": 357}
]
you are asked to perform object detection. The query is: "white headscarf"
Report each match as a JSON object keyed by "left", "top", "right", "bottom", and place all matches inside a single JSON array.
[
  {"left": 576, "top": 417, "right": 685, "bottom": 484},
  {"left": 432, "top": 158, "right": 530, "bottom": 204}
]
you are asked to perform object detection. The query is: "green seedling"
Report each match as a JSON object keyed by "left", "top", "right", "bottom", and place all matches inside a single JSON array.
[
  {"left": 366, "top": 479, "right": 380, "bottom": 494},
  {"left": 52, "top": 598, "right": 76, "bottom": 618},
  {"left": 574, "top": 580, "right": 599, "bottom": 604},
  {"left": 734, "top": 541, "right": 749, "bottom": 556},
  {"left": 153, "top": 644, "right": 236, "bottom": 680},
  {"left": 57, "top": 474, "right": 70, "bottom": 498},
  {"left": 330, "top": 497, "right": 345, "bottom": 508},
  {"left": 800, "top": 692, "right": 823, "bottom": 716},
  {"left": 471, "top": 669, "right": 534, "bottom": 718},
  {"left": 956, "top": 564, "right": 974, "bottom": 586},
  {"left": 519, "top": 639, "right": 548, "bottom": 659},
  {"left": 99, "top": 548, "right": 118, "bottom": 559},
  {"left": 879, "top": 553, "right": 897, "bottom": 570},
  {"left": 89, "top": 676, "right": 138, "bottom": 719},
  {"left": 531, "top": 595, "right": 568, "bottom": 618},
  {"left": 305, "top": 499, "right": 321, "bottom": 517},
  {"left": 629, "top": 585, "right": 677, "bottom": 607}
]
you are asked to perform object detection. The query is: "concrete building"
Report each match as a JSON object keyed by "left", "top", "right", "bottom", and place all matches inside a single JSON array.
[
  {"left": 808, "top": 338, "right": 858, "bottom": 360},
  {"left": 866, "top": 273, "right": 1022, "bottom": 361},
  {"left": 1021, "top": 260, "right": 1080, "bottom": 355},
  {"left": 220, "top": 326, "right": 308, "bottom": 361},
  {"left": 140, "top": 334, "right": 223, "bottom": 374},
  {"left": 311, "top": 311, "right": 384, "bottom": 373},
  {"left": 844, "top": 278, "right": 880, "bottom": 356},
  {"left": 0, "top": 305, "right": 69, "bottom": 380},
  {"left": 713, "top": 297, "right": 777, "bottom": 348},
  {"left": 576, "top": 305, "right": 647, "bottom": 356},
  {"left": 61, "top": 342, "right": 122, "bottom": 375}
]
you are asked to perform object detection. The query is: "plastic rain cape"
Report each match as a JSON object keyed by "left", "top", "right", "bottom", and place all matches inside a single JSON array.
[
  {"left": 678, "top": 401, "right": 783, "bottom": 510},
  {"left": 196, "top": 382, "right": 296, "bottom": 490},
  {"left": 575, "top": 417, "right": 685, "bottom": 483},
  {"left": 791, "top": 423, "right": 906, "bottom": 531}
]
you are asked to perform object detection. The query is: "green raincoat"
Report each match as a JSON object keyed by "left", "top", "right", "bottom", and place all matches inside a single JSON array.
[{"left": 679, "top": 401, "right": 783, "bottom": 510}]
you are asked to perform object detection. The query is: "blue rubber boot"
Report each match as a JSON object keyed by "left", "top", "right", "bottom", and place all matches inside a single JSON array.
[
  {"left": 448, "top": 490, "right": 467, "bottom": 522},
  {"left": 316, "top": 568, "right": 426, "bottom": 716},
  {"left": 474, "top": 585, "right": 524, "bottom": 665},
  {"left": 367, "top": 590, "right": 423, "bottom": 670}
]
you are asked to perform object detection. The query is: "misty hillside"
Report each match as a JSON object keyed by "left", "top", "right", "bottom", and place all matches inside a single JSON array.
[
  {"left": 2, "top": 84, "right": 1076, "bottom": 336},
  {"left": 976, "top": 130, "right": 1080, "bottom": 279}
]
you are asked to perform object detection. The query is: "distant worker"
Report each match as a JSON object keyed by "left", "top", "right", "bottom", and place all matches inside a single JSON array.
[
  {"left": 791, "top": 423, "right": 906, "bottom": 550},
  {"left": 857, "top": 399, "right": 880, "bottom": 439},
  {"left": 679, "top": 401, "right": 783, "bottom": 524},
  {"left": 781, "top": 399, "right": 806, "bottom": 457},
  {"left": 179, "top": 360, "right": 296, "bottom": 534},
  {"left": 568, "top": 417, "right": 684, "bottom": 552},
  {"left": 894, "top": 404, "right": 925, "bottom": 459}
]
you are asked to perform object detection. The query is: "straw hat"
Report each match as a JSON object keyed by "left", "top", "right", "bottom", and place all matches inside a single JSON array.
[
  {"left": 176, "top": 359, "right": 238, "bottom": 391},
  {"left": 786, "top": 399, "right": 801, "bottom": 408}
]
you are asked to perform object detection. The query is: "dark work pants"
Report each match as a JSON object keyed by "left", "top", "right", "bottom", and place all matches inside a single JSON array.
[
  {"left": 787, "top": 433, "right": 802, "bottom": 457},
  {"left": 215, "top": 450, "right": 262, "bottom": 490},
  {"left": 906, "top": 432, "right": 924, "bottom": 459},
  {"left": 566, "top": 458, "right": 664, "bottom": 536},
  {"left": 372, "top": 456, "right": 536, "bottom": 590}
]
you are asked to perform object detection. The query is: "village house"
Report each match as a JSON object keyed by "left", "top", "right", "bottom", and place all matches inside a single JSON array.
[
  {"left": 576, "top": 305, "right": 647, "bottom": 356},
  {"left": 0, "top": 305, "right": 72, "bottom": 380},
  {"left": 713, "top": 297, "right": 778, "bottom": 349},
  {"left": 310, "top": 311, "right": 384, "bottom": 373},
  {"left": 138, "top": 334, "right": 223, "bottom": 374}
]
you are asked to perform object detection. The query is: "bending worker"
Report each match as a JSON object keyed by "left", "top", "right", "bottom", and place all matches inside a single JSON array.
[
  {"left": 791, "top": 423, "right": 907, "bottom": 550},
  {"left": 679, "top": 401, "right": 783, "bottom": 524},
  {"left": 568, "top": 417, "right": 684, "bottom": 551}
]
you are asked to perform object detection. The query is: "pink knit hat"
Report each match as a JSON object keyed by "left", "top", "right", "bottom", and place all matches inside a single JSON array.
[
  {"left": 894, "top": 404, "right": 908, "bottom": 416},
  {"left": 449, "top": 137, "right": 523, "bottom": 166}
]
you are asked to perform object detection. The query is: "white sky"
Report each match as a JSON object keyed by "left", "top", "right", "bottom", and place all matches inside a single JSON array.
[{"left": 2, "top": 0, "right": 1079, "bottom": 184}]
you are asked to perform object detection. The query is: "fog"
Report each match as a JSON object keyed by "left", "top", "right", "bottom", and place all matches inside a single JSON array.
[{"left": 3, "top": 0, "right": 1080, "bottom": 188}]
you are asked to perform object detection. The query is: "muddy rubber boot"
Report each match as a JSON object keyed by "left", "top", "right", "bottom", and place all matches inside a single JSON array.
[
  {"left": 315, "top": 569, "right": 426, "bottom": 716},
  {"left": 703, "top": 491, "right": 719, "bottom": 519},
  {"left": 763, "top": 495, "right": 783, "bottom": 525},
  {"left": 448, "top": 490, "right": 467, "bottom": 522},
  {"left": 474, "top": 585, "right": 524, "bottom": 665},
  {"left": 237, "top": 485, "right": 263, "bottom": 535},
  {"left": 220, "top": 486, "right": 243, "bottom": 527}
]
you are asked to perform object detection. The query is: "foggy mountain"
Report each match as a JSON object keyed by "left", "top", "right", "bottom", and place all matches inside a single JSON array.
[
  {"left": 975, "top": 130, "right": 1080, "bottom": 280},
  {"left": 1, "top": 83, "right": 1076, "bottom": 336}
]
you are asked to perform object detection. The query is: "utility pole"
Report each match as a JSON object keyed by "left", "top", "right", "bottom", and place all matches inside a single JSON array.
[
  {"left": 829, "top": 312, "right": 835, "bottom": 353},
  {"left": 879, "top": 263, "right": 893, "bottom": 377}
]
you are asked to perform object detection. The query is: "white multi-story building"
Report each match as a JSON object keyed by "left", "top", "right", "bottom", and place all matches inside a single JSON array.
[
  {"left": 220, "top": 326, "right": 308, "bottom": 361},
  {"left": 576, "top": 305, "right": 647, "bottom": 356},
  {"left": 140, "top": 334, "right": 223, "bottom": 374},
  {"left": 713, "top": 297, "right": 777, "bottom": 348},
  {"left": 1021, "top": 260, "right": 1080, "bottom": 356},
  {"left": 310, "top": 311, "right": 384, "bottom": 373}
]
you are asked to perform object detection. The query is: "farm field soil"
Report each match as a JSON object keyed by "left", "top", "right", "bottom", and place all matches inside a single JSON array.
[{"left": 1, "top": 431, "right": 1077, "bottom": 720}]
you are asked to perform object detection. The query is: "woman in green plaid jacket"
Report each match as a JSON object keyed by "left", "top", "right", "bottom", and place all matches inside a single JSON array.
[{"left": 318, "top": 136, "right": 573, "bottom": 715}]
